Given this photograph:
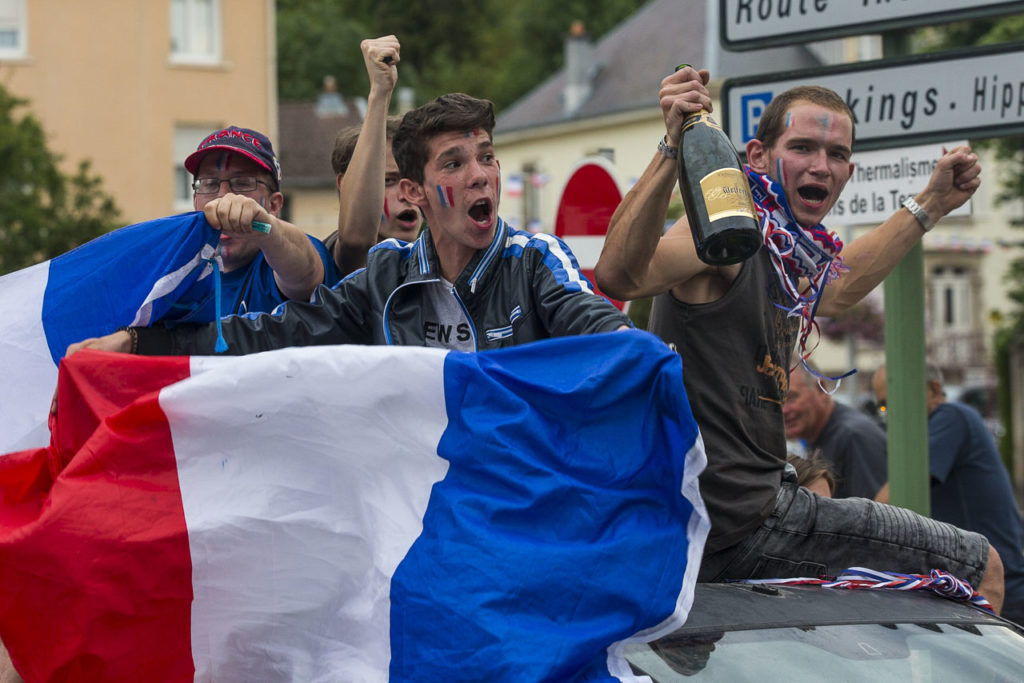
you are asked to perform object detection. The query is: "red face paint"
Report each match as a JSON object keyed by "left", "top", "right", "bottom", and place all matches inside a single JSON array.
[{"left": 216, "top": 153, "right": 231, "bottom": 172}]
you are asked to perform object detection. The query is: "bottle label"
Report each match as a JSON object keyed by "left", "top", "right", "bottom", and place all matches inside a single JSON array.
[
  {"left": 700, "top": 168, "right": 757, "bottom": 222},
  {"left": 681, "top": 112, "right": 722, "bottom": 134}
]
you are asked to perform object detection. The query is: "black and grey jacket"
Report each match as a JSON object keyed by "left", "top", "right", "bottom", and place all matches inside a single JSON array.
[{"left": 133, "top": 218, "right": 632, "bottom": 356}]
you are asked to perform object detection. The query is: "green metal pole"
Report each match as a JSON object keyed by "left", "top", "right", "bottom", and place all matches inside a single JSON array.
[
  {"left": 883, "top": 244, "right": 931, "bottom": 516},
  {"left": 881, "top": 31, "right": 930, "bottom": 516}
]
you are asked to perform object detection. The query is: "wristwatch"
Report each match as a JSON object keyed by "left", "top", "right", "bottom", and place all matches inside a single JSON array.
[
  {"left": 657, "top": 136, "right": 678, "bottom": 160},
  {"left": 902, "top": 196, "right": 934, "bottom": 232}
]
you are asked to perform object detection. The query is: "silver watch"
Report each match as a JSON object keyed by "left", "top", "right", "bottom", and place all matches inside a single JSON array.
[
  {"left": 657, "top": 136, "right": 678, "bottom": 160},
  {"left": 902, "top": 196, "right": 934, "bottom": 232}
]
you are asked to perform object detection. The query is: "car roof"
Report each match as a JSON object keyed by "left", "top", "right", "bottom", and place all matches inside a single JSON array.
[{"left": 670, "top": 583, "right": 1020, "bottom": 635}]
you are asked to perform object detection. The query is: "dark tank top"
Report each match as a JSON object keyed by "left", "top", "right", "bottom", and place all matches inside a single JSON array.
[{"left": 649, "top": 249, "right": 798, "bottom": 553}]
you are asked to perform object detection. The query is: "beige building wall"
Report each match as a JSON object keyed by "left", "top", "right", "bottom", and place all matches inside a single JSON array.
[
  {"left": 289, "top": 188, "right": 339, "bottom": 242},
  {"left": 0, "top": 0, "right": 276, "bottom": 225},
  {"left": 496, "top": 108, "right": 670, "bottom": 236}
]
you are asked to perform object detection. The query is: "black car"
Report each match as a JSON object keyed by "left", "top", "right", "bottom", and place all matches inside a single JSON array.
[{"left": 623, "top": 583, "right": 1024, "bottom": 681}]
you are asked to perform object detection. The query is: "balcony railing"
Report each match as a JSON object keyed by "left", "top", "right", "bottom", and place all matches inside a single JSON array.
[{"left": 927, "top": 331, "right": 989, "bottom": 368}]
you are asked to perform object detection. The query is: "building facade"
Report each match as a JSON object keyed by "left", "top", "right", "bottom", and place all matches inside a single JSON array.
[{"left": 0, "top": 0, "right": 277, "bottom": 225}]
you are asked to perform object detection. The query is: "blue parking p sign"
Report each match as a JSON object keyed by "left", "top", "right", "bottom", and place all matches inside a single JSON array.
[{"left": 740, "top": 91, "right": 774, "bottom": 143}]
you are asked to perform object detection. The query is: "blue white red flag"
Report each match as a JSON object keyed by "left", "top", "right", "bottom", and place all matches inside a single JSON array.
[
  {"left": 505, "top": 173, "right": 524, "bottom": 198},
  {"left": 0, "top": 212, "right": 220, "bottom": 452},
  {"left": 0, "top": 331, "right": 708, "bottom": 682}
]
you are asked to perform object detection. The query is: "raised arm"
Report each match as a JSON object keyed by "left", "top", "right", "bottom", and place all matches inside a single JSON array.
[
  {"left": 817, "top": 145, "right": 980, "bottom": 316},
  {"left": 334, "top": 35, "right": 400, "bottom": 274},
  {"left": 595, "top": 66, "right": 737, "bottom": 304},
  {"left": 203, "top": 194, "right": 325, "bottom": 302}
]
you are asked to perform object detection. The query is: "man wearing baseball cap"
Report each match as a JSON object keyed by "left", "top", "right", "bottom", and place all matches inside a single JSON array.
[{"left": 185, "top": 126, "right": 340, "bottom": 314}]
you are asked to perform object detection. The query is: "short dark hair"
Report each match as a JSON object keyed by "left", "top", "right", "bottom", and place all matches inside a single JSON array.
[
  {"left": 754, "top": 85, "right": 856, "bottom": 150},
  {"left": 787, "top": 451, "right": 836, "bottom": 496},
  {"left": 392, "top": 93, "right": 496, "bottom": 184},
  {"left": 330, "top": 115, "right": 405, "bottom": 176}
]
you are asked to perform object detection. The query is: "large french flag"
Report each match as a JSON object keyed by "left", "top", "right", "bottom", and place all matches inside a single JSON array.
[
  {"left": 0, "top": 331, "right": 708, "bottom": 682},
  {"left": 0, "top": 213, "right": 220, "bottom": 453}
]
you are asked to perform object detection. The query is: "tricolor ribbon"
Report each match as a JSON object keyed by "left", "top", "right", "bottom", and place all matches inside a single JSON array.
[
  {"left": 745, "top": 166, "right": 854, "bottom": 390},
  {"left": 736, "top": 567, "right": 994, "bottom": 612}
]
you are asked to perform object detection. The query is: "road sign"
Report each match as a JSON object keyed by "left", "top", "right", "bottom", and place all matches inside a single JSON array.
[
  {"left": 721, "top": 43, "right": 1024, "bottom": 153},
  {"left": 827, "top": 141, "right": 970, "bottom": 226},
  {"left": 553, "top": 157, "right": 626, "bottom": 310},
  {"left": 721, "top": 0, "right": 1024, "bottom": 51}
]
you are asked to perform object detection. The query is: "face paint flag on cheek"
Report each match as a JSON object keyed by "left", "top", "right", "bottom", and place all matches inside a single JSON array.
[
  {"left": 382, "top": 198, "right": 390, "bottom": 221},
  {"left": 436, "top": 185, "right": 455, "bottom": 209}
]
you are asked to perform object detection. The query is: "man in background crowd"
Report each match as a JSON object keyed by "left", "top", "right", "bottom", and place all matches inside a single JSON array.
[{"left": 873, "top": 363, "right": 1024, "bottom": 623}]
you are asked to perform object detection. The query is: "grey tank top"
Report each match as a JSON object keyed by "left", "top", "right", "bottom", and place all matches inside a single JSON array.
[{"left": 649, "top": 249, "right": 798, "bottom": 553}]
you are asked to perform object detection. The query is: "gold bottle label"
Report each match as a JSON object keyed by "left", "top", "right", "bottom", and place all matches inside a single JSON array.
[
  {"left": 681, "top": 112, "right": 724, "bottom": 134},
  {"left": 700, "top": 168, "right": 757, "bottom": 222}
]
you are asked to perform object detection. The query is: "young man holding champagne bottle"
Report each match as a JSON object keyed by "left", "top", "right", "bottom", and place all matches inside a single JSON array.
[{"left": 595, "top": 66, "right": 1004, "bottom": 610}]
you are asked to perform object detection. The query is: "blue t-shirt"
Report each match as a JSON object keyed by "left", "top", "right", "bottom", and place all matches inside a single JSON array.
[
  {"left": 219, "top": 235, "right": 340, "bottom": 315},
  {"left": 929, "top": 401, "right": 1024, "bottom": 607}
]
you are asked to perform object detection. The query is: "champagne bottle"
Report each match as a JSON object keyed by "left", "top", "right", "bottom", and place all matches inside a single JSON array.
[{"left": 676, "top": 104, "right": 762, "bottom": 266}]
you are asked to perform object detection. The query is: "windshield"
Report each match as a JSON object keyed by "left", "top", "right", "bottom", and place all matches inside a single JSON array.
[{"left": 624, "top": 622, "right": 1024, "bottom": 682}]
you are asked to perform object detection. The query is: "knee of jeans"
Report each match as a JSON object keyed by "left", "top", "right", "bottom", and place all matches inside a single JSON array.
[{"left": 752, "top": 554, "right": 828, "bottom": 581}]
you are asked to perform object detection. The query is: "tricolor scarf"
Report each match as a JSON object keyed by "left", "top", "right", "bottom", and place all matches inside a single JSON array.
[
  {"left": 745, "top": 166, "right": 853, "bottom": 386},
  {"left": 737, "top": 566, "right": 994, "bottom": 612}
]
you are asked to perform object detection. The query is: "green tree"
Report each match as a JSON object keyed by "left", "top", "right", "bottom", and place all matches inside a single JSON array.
[
  {"left": 276, "top": 0, "right": 371, "bottom": 101},
  {"left": 276, "top": 0, "right": 648, "bottom": 111},
  {"left": 0, "top": 85, "right": 120, "bottom": 275}
]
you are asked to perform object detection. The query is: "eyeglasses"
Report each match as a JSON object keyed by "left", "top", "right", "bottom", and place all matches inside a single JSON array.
[{"left": 192, "top": 176, "right": 275, "bottom": 195}]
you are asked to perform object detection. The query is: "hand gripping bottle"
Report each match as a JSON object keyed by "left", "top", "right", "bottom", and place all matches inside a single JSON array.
[{"left": 675, "top": 67, "right": 761, "bottom": 265}]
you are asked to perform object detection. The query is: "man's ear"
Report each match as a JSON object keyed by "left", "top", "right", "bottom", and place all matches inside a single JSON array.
[
  {"left": 335, "top": 173, "right": 344, "bottom": 195},
  {"left": 400, "top": 178, "right": 427, "bottom": 208},
  {"left": 746, "top": 139, "right": 769, "bottom": 173},
  {"left": 267, "top": 191, "right": 285, "bottom": 216}
]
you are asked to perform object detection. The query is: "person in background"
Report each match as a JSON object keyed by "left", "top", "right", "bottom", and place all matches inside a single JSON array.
[
  {"left": 324, "top": 35, "right": 424, "bottom": 277},
  {"left": 787, "top": 452, "right": 835, "bottom": 498},
  {"left": 784, "top": 364, "right": 887, "bottom": 499},
  {"left": 872, "top": 363, "right": 1024, "bottom": 623},
  {"left": 186, "top": 126, "right": 340, "bottom": 313}
]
